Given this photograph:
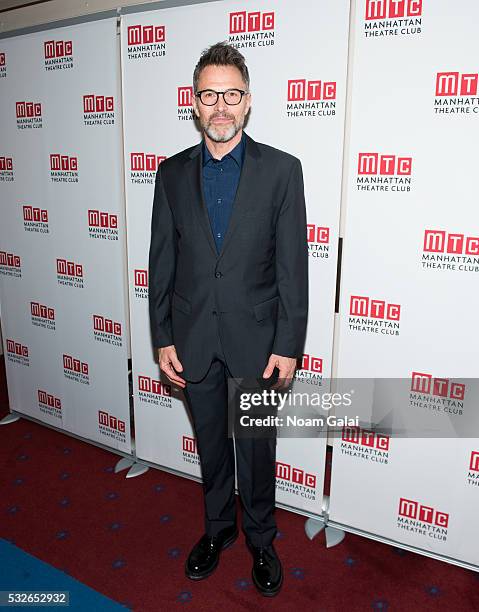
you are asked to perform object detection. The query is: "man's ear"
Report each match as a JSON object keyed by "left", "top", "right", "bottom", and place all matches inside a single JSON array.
[
  {"left": 246, "top": 94, "right": 252, "bottom": 115},
  {"left": 192, "top": 96, "right": 200, "bottom": 118}
]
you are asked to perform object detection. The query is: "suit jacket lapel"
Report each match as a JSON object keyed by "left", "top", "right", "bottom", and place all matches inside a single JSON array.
[
  {"left": 185, "top": 142, "right": 218, "bottom": 258},
  {"left": 184, "top": 132, "right": 262, "bottom": 261},
  {"left": 217, "top": 133, "right": 261, "bottom": 263}
]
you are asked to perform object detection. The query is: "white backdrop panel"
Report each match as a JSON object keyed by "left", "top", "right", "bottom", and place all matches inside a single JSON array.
[
  {"left": 329, "top": 0, "right": 479, "bottom": 568},
  {"left": 122, "top": 0, "right": 351, "bottom": 516},
  {"left": 0, "top": 17, "right": 132, "bottom": 453}
]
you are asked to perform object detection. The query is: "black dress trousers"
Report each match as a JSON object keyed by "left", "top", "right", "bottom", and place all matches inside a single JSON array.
[{"left": 182, "top": 314, "right": 278, "bottom": 548}]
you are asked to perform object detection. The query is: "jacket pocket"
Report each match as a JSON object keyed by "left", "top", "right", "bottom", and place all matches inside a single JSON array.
[
  {"left": 172, "top": 290, "right": 192, "bottom": 315},
  {"left": 253, "top": 295, "right": 279, "bottom": 322}
]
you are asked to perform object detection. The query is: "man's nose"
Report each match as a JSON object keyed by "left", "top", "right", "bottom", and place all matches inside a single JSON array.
[{"left": 215, "top": 93, "right": 227, "bottom": 112}]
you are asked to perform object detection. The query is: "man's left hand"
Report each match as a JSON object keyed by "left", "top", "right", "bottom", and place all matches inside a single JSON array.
[{"left": 262, "top": 354, "right": 297, "bottom": 389}]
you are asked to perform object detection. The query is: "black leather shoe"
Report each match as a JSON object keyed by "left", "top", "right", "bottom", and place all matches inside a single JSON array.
[
  {"left": 185, "top": 524, "right": 238, "bottom": 580},
  {"left": 247, "top": 541, "right": 283, "bottom": 596}
]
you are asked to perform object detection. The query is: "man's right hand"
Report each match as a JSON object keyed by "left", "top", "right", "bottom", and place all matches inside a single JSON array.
[{"left": 158, "top": 345, "right": 186, "bottom": 388}]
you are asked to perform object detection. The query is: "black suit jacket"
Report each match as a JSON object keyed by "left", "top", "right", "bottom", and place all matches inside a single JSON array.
[{"left": 148, "top": 132, "right": 309, "bottom": 382}]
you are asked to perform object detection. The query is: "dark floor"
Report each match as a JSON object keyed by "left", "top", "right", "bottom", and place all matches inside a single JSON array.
[{"left": 1, "top": 355, "right": 478, "bottom": 611}]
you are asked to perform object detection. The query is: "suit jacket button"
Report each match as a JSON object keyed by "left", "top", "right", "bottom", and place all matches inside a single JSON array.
[{"left": 215, "top": 271, "right": 222, "bottom": 278}]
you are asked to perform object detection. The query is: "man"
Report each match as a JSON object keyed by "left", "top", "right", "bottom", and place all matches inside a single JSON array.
[{"left": 148, "top": 42, "right": 308, "bottom": 597}]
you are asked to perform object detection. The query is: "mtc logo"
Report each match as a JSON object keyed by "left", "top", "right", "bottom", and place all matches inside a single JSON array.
[
  {"left": 229, "top": 11, "right": 274, "bottom": 33},
  {"left": 83, "top": 95, "right": 114, "bottom": 113},
  {"left": 398, "top": 498, "right": 448, "bottom": 528},
  {"left": 127, "top": 24, "right": 165, "bottom": 45},
  {"left": 138, "top": 375, "right": 171, "bottom": 396},
  {"left": 182, "top": 435, "right": 197, "bottom": 454},
  {"left": 50, "top": 154, "right": 78, "bottom": 171},
  {"left": 38, "top": 390, "right": 61, "bottom": 409},
  {"left": 134, "top": 269, "right": 148, "bottom": 287},
  {"left": 130, "top": 152, "right": 166, "bottom": 171},
  {"left": 0, "top": 157, "right": 13, "bottom": 170},
  {"left": 365, "top": 0, "right": 422, "bottom": 19},
  {"left": 57, "top": 259, "right": 83, "bottom": 277},
  {"left": 423, "top": 230, "right": 479, "bottom": 255},
  {"left": 177, "top": 86, "right": 193, "bottom": 107},
  {"left": 23, "top": 206, "right": 48, "bottom": 223},
  {"left": 6, "top": 340, "right": 28, "bottom": 357},
  {"left": 301, "top": 354, "right": 323, "bottom": 374},
  {"left": 358, "top": 153, "right": 412, "bottom": 175},
  {"left": 276, "top": 461, "right": 316, "bottom": 488},
  {"left": 44, "top": 40, "right": 72, "bottom": 58},
  {"left": 288, "top": 79, "right": 336, "bottom": 101},
  {"left": 63, "top": 354, "right": 89, "bottom": 375},
  {"left": 0, "top": 252, "right": 21, "bottom": 267},
  {"left": 0, "top": 53, "right": 5, "bottom": 66},
  {"left": 411, "top": 372, "right": 465, "bottom": 400},
  {"left": 98, "top": 410, "right": 126, "bottom": 432},
  {"left": 16, "top": 102, "right": 42, "bottom": 118},
  {"left": 470, "top": 451, "right": 479, "bottom": 472},
  {"left": 342, "top": 425, "right": 390, "bottom": 450},
  {"left": 436, "top": 72, "right": 478, "bottom": 96},
  {"left": 31, "top": 302, "right": 55, "bottom": 320},
  {"left": 307, "top": 224, "right": 329, "bottom": 244},
  {"left": 93, "top": 315, "right": 122, "bottom": 336},
  {"left": 88, "top": 210, "right": 118, "bottom": 228},
  {"left": 350, "top": 295, "right": 400, "bottom": 320}
]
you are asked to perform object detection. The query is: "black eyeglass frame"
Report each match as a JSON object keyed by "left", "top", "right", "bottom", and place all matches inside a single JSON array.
[{"left": 195, "top": 88, "right": 249, "bottom": 106}]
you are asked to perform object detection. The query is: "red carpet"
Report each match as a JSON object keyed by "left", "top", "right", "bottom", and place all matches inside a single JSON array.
[{"left": 0, "top": 355, "right": 478, "bottom": 610}]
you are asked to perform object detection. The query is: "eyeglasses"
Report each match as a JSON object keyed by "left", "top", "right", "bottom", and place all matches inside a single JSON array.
[{"left": 195, "top": 88, "right": 248, "bottom": 106}]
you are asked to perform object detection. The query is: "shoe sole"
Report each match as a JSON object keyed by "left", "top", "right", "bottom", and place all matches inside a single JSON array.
[{"left": 185, "top": 530, "right": 239, "bottom": 581}]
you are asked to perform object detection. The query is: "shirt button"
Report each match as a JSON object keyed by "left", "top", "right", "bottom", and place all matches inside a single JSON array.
[
  {"left": 217, "top": 198, "right": 222, "bottom": 204},
  {"left": 215, "top": 271, "right": 222, "bottom": 278},
  {"left": 217, "top": 233, "right": 221, "bottom": 238}
]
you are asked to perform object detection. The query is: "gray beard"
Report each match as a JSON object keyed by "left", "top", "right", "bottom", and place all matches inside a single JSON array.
[{"left": 204, "top": 119, "right": 242, "bottom": 143}]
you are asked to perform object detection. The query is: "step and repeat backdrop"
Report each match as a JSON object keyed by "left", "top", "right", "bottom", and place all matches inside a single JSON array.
[
  {"left": 0, "top": 16, "right": 132, "bottom": 453},
  {"left": 329, "top": 0, "right": 479, "bottom": 567},
  {"left": 0, "top": 0, "right": 477, "bottom": 572},
  {"left": 121, "top": 0, "right": 350, "bottom": 518}
]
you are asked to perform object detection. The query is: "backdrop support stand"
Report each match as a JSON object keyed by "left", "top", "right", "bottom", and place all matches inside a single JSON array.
[
  {"left": 125, "top": 462, "right": 149, "bottom": 478},
  {"left": 113, "top": 437, "right": 150, "bottom": 478},
  {"left": 0, "top": 413, "right": 21, "bottom": 425},
  {"left": 114, "top": 456, "right": 135, "bottom": 473},
  {"left": 305, "top": 495, "right": 345, "bottom": 547}
]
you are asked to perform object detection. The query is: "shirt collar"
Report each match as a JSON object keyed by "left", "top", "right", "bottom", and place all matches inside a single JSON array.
[{"left": 202, "top": 131, "right": 245, "bottom": 168}]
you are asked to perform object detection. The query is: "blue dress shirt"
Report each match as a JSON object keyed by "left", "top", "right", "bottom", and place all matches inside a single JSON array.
[{"left": 202, "top": 133, "right": 245, "bottom": 254}]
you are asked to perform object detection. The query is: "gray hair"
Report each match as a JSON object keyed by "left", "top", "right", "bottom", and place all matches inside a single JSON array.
[{"left": 193, "top": 41, "right": 250, "bottom": 93}]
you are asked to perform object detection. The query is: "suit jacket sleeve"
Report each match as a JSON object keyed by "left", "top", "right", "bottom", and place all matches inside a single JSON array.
[
  {"left": 148, "top": 163, "right": 177, "bottom": 349},
  {"left": 272, "top": 157, "right": 309, "bottom": 359}
]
